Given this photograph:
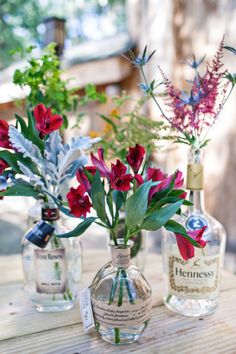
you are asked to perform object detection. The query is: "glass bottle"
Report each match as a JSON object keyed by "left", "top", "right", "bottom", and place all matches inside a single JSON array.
[
  {"left": 162, "top": 148, "right": 226, "bottom": 317},
  {"left": 26, "top": 198, "right": 43, "bottom": 228},
  {"left": 90, "top": 239, "right": 152, "bottom": 345},
  {"left": 109, "top": 210, "right": 147, "bottom": 271},
  {"left": 21, "top": 202, "right": 82, "bottom": 312}
]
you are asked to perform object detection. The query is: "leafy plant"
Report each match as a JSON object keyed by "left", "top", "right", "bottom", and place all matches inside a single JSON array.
[
  {"left": 91, "top": 92, "right": 174, "bottom": 160},
  {"left": 13, "top": 44, "right": 107, "bottom": 129}
]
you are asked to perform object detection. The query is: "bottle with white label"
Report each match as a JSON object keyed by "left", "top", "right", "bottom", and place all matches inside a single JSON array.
[
  {"left": 162, "top": 148, "right": 226, "bottom": 317},
  {"left": 21, "top": 202, "right": 82, "bottom": 312},
  {"left": 90, "top": 238, "right": 152, "bottom": 345}
]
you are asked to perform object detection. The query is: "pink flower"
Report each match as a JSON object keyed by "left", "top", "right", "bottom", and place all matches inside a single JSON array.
[
  {"left": 126, "top": 144, "right": 145, "bottom": 173},
  {"left": 175, "top": 226, "right": 207, "bottom": 260},
  {"left": 161, "top": 38, "right": 227, "bottom": 137},
  {"left": 90, "top": 148, "right": 110, "bottom": 178},
  {"left": 76, "top": 166, "right": 97, "bottom": 192},
  {"left": 66, "top": 185, "right": 92, "bottom": 218},
  {"left": 147, "top": 168, "right": 184, "bottom": 201},
  {"left": 34, "top": 104, "right": 63, "bottom": 138},
  {"left": 110, "top": 160, "right": 133, "bottom": 192}
]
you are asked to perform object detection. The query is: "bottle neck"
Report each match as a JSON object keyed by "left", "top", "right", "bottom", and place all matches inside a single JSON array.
[
  {"left": 42, "top": 203, "right": 60, "bottom": 223},
  {"left": 186, "top": 148, "right": 205, "bottom": 214},
  {"left": 110, "top": 239, "right": 133, "bottom": 269},
  {"left": 188, "top": 189, "right": 205, "bottom": 213}
]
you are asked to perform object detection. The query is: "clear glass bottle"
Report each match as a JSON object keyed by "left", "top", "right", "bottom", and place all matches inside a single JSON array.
[
  {"left": 22, "top": 202, "right": 82, "bottom": 312},
  {"left": 90, "top": 239, "right": 152, "bottom": 345},
  {"left": 162, "top": 148, "right": 226, "bottom": 317},
  {"left": 110, "top": 210, "right": 147, "bottom": 271},
  {"left": 26, "top": 198, "right": 43, "bottom": 228}
]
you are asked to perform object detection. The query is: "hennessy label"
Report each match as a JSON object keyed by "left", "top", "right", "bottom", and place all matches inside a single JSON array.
[
  {"left": 186, "top": 215, "right": 208, "bottom": 232},
  {"left": 91, "top": 295, "right": 152, "bottom": 328},
  {"left": 34, "top": 249, "right": 67, "bottom": 294},
  {"left": 168, "top": 255, "right": 220, "bottom": 299}
]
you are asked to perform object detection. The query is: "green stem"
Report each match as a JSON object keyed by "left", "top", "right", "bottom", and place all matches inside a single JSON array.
[
  {"left": 117, "top": 271, "right": 124, "bottom": 307},
  {"left": 121, "top": 270, "right": 135, "bottom": 304},
  {"left": 110, "top": 229, "right": 118, "bottom": 246},
  {"left": 140, "top": 66, "right": 174, "bottom": 127},
  {"left": 108, "top": 270, "right": 119, "bottom": 305},
  {"left": 114, "top": 328, "right": 120, "bottom": 344}
]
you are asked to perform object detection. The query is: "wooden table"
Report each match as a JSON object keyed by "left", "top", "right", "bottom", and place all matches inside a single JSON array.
[{"left": 1, "top": 251, "right": 236, "bottom": 354}]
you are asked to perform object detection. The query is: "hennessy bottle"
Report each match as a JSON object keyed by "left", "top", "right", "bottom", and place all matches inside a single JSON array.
[
  {"left": 162, "top": 148, "right": 226, "bottom": 316},
  {"left": 21, "top": 202, "right": 82, "bottom": 312}
]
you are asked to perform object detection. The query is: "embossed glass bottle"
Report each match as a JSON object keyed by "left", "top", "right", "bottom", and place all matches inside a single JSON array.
[
  {"left": 22, "top": 202, "right": 82, "bottom": 312},
  {"left": 162, "top": 148, "right": 226, "bottom": 316},
  {"left": 90, "top": 239, "right": 152, "bottom": 345}
]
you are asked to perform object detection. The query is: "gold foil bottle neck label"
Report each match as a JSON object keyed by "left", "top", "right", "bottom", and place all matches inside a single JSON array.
[{"left": 186, "top": 163, "right": 204, "bottom": 190}]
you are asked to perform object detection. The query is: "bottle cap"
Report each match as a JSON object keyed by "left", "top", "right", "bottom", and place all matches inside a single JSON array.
[
  {"left": 26, "top": 220, "right": 55, "bottom": 248},
  {"left": 42, "top": 207, "right": 59, "bottom": 221}
]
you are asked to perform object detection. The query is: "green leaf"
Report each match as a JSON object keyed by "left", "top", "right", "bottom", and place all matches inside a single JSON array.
[
  {"left": 15, "top": 114, "right": 28, "bottom": 135},
  {"left": 0, "top": 184, "right": 39, "bottom": 197},
  {"left": 125, "top": 180, "right": 153, "bottom": 228},
  {"left": 0, "top": 150, "right": 39, "bottom": 175},
  {"left": 99, "top": 114, "right": 118, "bottom": 132},
  {"left": 57, "top": 217, "right": 97, "bottom": 238},
  {"left": 90, "top": 171, "right": 108, "bottom": 224},
  {"left": 26, "top": 107, "right": 44, "bottom": 152},
  {"left": 224, "top": 46, "right": 236, "bottom": 55},
  {"left": 164, "top": 220, "right": 200, "bottom": 248},
  {"left": 112, "top": 190, "right": 124, "bottom": 212},
  {"left": 107, "top": 193, "right": 114, "bottom": 218},
  {"left": 141, "top": 200, "right": 183, "bottom": 231}
]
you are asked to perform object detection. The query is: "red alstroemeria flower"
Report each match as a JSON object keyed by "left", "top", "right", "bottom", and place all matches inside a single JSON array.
[
  {"left": 175, "top": 226, "right": 207, "bottom": 261},
  {"left": 34, "top": 104, "right": 63, "bottom": 138},
  {"left": 110, "top": 160, "right": 133, "bottom": 192},
  {"left": 76, "top": 166, "right": 97, "bottom": 192},
  {"left": 134, "top": 174, "right": 144, "bottom": 186},
  {"left": 66, "top": 185, "right": 92, "bottom": 218},
  {"left": 0, "top": 120, "right": 11, "bottom": 149},
  {"left": 90, "top": 148, "right": 110, "bottom": 178},
  {"left": 0, "top": 159, "right": 8, "bottom": 174},
  {"left": 147, "top": 168, "right": 184, "bottom": 201},
  {"left": 126, "top": 144, "right": 145, "bottom": 174}
]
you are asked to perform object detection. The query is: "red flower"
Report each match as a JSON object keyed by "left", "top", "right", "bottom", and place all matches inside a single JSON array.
[
  {"left": 134, "top": 174, "right": 144, "bottom": 186},
  {"left": 66, "top": 185, "right": 92, "bottom": 218},
  {"left": 147, "top": 168, "right": 184, "bottom": 201},
  {"left": 175, "top": 226, "right": 207, "bottom": 260},
  {"left": 90, "top": 148, "right": 110, "bottom": 178},
  {"left": 0, "top": 120, "right": 11, "bottom": 149},
  {"left": 76, "top": 166, "right": 96, "bottom": 192},
  {"left": 126, "top": 144, "right": 145, "bottom": 173},
  {"left": 34, "top": 104, "right": 63, "bottom": 138},
  {"left": 110, "top": 160, "right": 133, "bottom": 192},
  {"left": 0, "top": 159, "right": 8, "bottom": 174}
]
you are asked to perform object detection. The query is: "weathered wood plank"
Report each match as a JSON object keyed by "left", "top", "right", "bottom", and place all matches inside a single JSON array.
[{"left": 1, "top": 289, "right": 236, "bottom": 354}]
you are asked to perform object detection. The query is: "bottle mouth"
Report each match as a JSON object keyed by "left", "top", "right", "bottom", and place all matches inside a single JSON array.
[{"left": 109, "top": 238, "right": 134, "bottom": 249}]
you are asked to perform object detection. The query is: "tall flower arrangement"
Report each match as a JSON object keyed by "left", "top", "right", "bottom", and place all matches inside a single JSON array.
[{"left": 127, "top": 38, "right": 235, "bottom": 149}]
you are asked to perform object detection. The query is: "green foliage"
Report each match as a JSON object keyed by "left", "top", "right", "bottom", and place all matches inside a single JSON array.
[
  {"left": 94, "top": 92, "right": 174, "bottom": 160},
  {"left": 0, "top": 0, "right": 45, "bottom": 69},
  {"left": 57, "top": 217, "right": 97, "bottom": 238},
  {"left": 13, "top": 44, "right": 78, "bottom": 127},
  {"left": 125, "top": 181, "right": 153, "bottom": 229}
]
